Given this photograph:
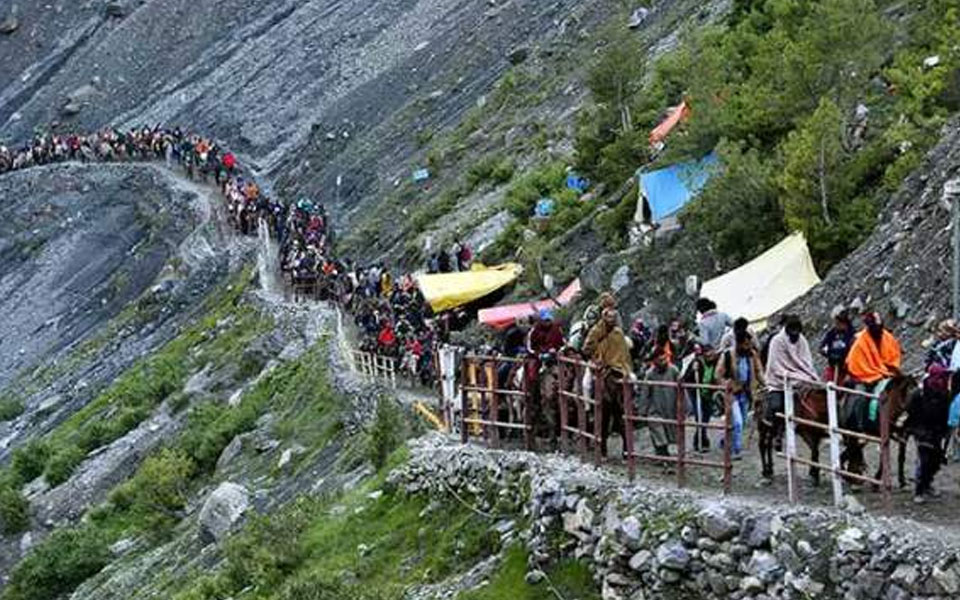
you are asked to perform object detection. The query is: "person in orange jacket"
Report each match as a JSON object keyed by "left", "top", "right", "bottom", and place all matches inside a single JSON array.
[
  {"left": 845, "top": 311, "right": 902, "bottom": 388},
  {"left": 843, "top": 311, "right": 902, "bottom": 431}
]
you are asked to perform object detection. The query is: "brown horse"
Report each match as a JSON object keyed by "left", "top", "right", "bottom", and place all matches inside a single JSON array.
[{"left": 758, "top": 375, "right": 917, "bottom": 487}]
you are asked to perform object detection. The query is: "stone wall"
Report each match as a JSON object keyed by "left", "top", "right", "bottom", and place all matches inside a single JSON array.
[{"left": 389, "top": 434, "right": 960, "bottom": 600}]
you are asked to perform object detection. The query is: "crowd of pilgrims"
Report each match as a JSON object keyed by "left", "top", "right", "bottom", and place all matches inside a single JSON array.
[
  {"left": 8, "top": 127, "right": 960, "bottom": 502},
  {"left": 0, "top": 126, "right": 444, "bottom": 384},
  {"left": 495, "top": 294, "right": 960, "bottom": 503}
]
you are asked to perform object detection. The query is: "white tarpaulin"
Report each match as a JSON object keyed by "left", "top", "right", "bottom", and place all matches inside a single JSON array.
[{"left": 700, "top": 232, "right": 821, "bottom": 326}]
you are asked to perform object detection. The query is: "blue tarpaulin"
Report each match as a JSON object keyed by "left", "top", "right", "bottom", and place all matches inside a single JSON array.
[
  {"left": 534, "top": 197, "right": 556, "bottom": 217},
  {"left": 566, "top": 173, "right": 589, "bottom": 194},
  {"left": 638, "top": 152, "right": 718, "bottom": 222},
  {"left": 413, "top": 168, "right": 431, "bottom": 182}
]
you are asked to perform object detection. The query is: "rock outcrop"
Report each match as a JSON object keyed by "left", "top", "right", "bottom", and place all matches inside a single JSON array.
[{"left": 198, "top": 481, "right": 251, "bottom": 544}]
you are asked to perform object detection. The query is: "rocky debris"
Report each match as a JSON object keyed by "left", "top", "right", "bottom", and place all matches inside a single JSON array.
[
  {"left": 391, "top": 433, "right": 960, "bottom": 599},
  {"left": 198, "top": 482, "right": 250, "bottom": 544}
]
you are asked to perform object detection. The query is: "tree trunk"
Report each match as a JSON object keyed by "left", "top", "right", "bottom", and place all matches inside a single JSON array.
[{"left": 818, "top": 137, "right": 833, "bottom": 225}]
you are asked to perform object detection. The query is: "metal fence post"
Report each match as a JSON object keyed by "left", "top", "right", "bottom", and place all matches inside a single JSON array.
[
  {"left": 722, "top": 383, "right": 733, "bottom": 495},
  {"left": 784, "top": 378, "right": 798, "bottom": 504},
  {"left": 460, "top": 358, "right": 469, "bottom": 444},
  {"left": 577, "top": 363, "right": 587, "bottom": 457},
  {"left": 594, "top": 366, "right": 604, "bottom": 466},
  {"left": 559, "top": 361, "right": 570, "bottom": 453},
  {"left": 826, "top": 383, "right": 844, "bottom": 507},
  {"left": 487, "top": 361, "right": 500, "bottom": 449},
  {"left": 522, "top": 358, "right": 534, "bottom": 452},
  {"left": 676, "top": 379, "right": 687, "bottom": 488},
  {"left": 624, "top": 378, "right": 636, "bottom": 481},
  {"left": 880, "top": 393, "right": 892, "bottom": 512}
]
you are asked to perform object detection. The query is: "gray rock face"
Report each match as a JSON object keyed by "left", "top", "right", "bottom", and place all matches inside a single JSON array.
[{"left": 198, "top": 482, "right": 251, "bottom": 544}]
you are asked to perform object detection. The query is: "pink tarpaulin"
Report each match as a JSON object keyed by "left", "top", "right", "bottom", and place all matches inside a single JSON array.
[
  {"left": 478, "top": 279, "right": 582, "bottom": 330},
  {"left": 649, "top": 101, "right": 690, "bottom": 146}
]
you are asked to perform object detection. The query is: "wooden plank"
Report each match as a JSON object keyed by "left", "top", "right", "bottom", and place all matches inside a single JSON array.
[
  {"left": 826, "top": 385, "right": 844, "bottom": 507},
  {"left": 784, "top": 380, "right": 798, "bottom": 504}
]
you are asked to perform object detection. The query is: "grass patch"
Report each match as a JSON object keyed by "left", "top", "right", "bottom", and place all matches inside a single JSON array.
[
  {"left": 173, "top": 462, "right": 504, "bottom": 600},
  {"left": 459, "top": 545, "right": 600, "bottom": 600},
  {"left": 0, "top": 394, "right": 25, "bottom": 422}
]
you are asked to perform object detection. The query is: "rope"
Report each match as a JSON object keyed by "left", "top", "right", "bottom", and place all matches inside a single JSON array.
[{"left": 439, "top": 477, "right": 497, "bottom": 520}]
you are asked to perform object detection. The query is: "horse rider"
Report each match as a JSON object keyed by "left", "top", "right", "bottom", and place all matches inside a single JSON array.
[
  {"left": 584, "top": 308, "right": 634, "bottom": 458},
  {"left": 761, "top": 315, "right": 820, "bottom": 480},
  {"left": 843, "top": 311, "right": 902, "bottom": 432}
]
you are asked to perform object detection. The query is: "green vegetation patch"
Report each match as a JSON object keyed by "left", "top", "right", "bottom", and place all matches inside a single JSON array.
[
  {"left": 460, "top": 545, "right": 600, "bottom": 600},
  {"left": 174, "top": 472, "right": 504, "bottom": 600}
]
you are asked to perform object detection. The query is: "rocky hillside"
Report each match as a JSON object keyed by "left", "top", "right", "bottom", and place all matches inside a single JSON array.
[{"left": 785, "top": 117, "right": 960, "bottom": 369}]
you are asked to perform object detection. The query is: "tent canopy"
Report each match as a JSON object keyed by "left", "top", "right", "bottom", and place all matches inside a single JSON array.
[
  {"left": 415, "top": 263, "right": 522, "bottom": 313},
  {"left": 699, "top": 232, "right": 821, "bottom": 326},
  {"left": 478, "top": 279, "right": 582, "bottom": 330},
  {"left": 636, "top": 152, "right": 718, "bottom": 223},
  {"left": 649, "top": 101, "right": 690, "bottom": 146}
]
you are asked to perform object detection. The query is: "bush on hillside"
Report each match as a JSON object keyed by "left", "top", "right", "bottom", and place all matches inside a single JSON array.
[
  {"left": 0, "top": 395, "right": 25, "bottom": 422},
  {"left": 0, "top": 480, "right": 30, "bottom": 535},
  {"left": 576, "top": 0, "right": 960, "bottom": 269},
  {"left": 3, "top": 526, "right": 111, "bottom": 600},
  {"left": 367, "top": 397, "right": 405, "bottom": 471}
]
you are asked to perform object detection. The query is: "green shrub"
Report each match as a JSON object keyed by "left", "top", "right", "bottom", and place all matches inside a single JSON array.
[
  {"left": 43, "top": 444, "right": 86, "bottom": 487},
  {"left": 0, "top": 480, "right": 30, "bottom": 535},
  {"left": 108, "top": 449, "right": 195, "bottom": 535},
  {"left": 10, "top": 439, "right": 51, "bottom": 485},
  {"left": 466, "top": 155, "right": 515, "bottom": 190},
  {"left": 0, "top": 395, "right": 25, "bottom": 422},
  {"left": 594, "top": 187, "right": 638, "bottom": 249},
  {"left": 3, "top": 526, "right": 111, "bottom": 600},
  {"left": 367, "top": 398, "right": 405, "bottom": 471}
]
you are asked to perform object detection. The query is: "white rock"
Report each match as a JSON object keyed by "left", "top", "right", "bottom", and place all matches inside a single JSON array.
[{"left": 198, "top": 482, "right": 250, "bottom": 543}]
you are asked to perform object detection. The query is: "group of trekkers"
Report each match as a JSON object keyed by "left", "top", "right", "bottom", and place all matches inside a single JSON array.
[
  {"left": 0, "top": 125, "right": 442, "bottom": 387},
  {"left": 0, "top": 127, "right": 236, "bottom": 183},
  {"left": 497, "top": 293, "right": 959, "bottom": 504}
]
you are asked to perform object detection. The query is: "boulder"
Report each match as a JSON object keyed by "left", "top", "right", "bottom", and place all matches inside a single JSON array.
[
  {"left": 656, "top": 540, "right": 690, "bottom": 571},
  {"left": 507, "top": 46, "right": 530, "bottom": 65},
  {"left": 836, "top": 527, "right": 865, "bottom": 553},
  {"left": 198, "top": 482, "right": 250, "bottom": 543},
  {"left": 105, "top": 2, "right": 126, "bottom": 17},
  {"left": 745, "top": 550, "right": 782, "bottom": 583},
  {"left": 698, "top": 505, "right": 739, "bottom": 542},
  {"left": 215, "top": 436, "right": 244, "bottom": 473},
  {"left": 740, "top": 515, "right": 772, "bottom": 549},
  {"left": 611, "top": 265, "right": 631, "bottom": 293},
  {"left": 0, "top": 15, "right": 18, "bottom": 34},
  {"left": 62, "top": 102, "right": 83, "bottom": 116}
]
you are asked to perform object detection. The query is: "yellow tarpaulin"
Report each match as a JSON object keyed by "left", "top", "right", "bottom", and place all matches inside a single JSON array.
[
  {"left": 415, "top": 263, "right": 522, "bottom": 313},
  {"left": 700, "top": 232, "right": 820, "bottom": 326}
]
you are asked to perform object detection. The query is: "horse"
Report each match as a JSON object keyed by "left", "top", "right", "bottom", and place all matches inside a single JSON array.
[{"left": 757, "top": 375, "right": 917, "bottom": 487}]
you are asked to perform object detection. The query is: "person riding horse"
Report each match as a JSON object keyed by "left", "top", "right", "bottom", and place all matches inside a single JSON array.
[
  {"left": 759, "top": 316, "right": 820, "bottom": 482},
  {"left": 843, "top": 312, "right": 902, "bottom": 434}
]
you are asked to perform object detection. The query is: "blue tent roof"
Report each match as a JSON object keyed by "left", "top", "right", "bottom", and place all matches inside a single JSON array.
[{"left": 638, "top": 152, "right": 719, "bottom": 222}]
